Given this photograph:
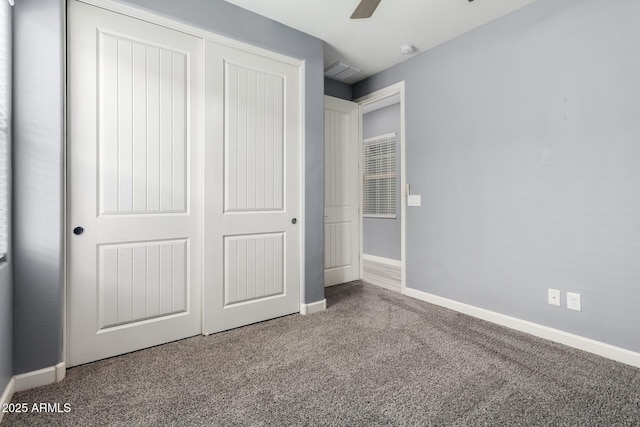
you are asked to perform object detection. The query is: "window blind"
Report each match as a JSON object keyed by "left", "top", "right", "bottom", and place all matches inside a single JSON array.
[
  {"left": 0, "top": 0, "right": 10, "bottom": 260},
  {"left": 363, "top": 134, "right": 396, "bottom": 218}
]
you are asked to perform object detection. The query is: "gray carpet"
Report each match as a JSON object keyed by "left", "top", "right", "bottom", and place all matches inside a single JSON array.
[{"left": 5, "top": 281, "right": 640, "bottom": 426}]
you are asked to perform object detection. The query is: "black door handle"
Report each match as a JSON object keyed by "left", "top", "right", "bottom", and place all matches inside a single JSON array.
[
  {"left": 291, "top": 218, "right": 297, "bottom": 225},
  {"left": 73, "top": 226, "right": 84, "bottom": 235}
]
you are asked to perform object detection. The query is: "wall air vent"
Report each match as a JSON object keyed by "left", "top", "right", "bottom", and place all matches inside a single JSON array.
[{"left": 324, "top": 61, "right": 360, "bottom": 81}]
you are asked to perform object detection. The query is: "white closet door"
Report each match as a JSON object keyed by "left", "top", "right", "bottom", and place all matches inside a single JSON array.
[
  {"left": 324, "top": 96, "right": 360, "bottom": 286},
  {"left": 203, "top": 41, "right": 301, "bottom": 334},
  {"left": 67, "top": 1, "right": 203, "bottom": 366}
]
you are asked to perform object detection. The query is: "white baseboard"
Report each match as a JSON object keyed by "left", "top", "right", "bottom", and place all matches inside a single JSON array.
[
  {"left": 14, "top": 362, "right": 66, "bottom": 393},
  {"left": 363, "top": 254, "right": 402, "bottom": 267},
  {"left": 403, "top": 287, "right": 640, "bottom": 369},
  {"left": 0, "top": 377, "right": 15, "bottom": 424},
  {"left": 56, "top": 362, "right": 66, "bottom": 382},
  {"left": 300, "top": 299, "right": 327, "bottom": 315}
]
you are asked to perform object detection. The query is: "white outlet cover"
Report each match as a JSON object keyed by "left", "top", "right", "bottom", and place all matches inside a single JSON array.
[
  {"left": 567, "top": 292, "right": 581, "bottom": 311},
  {"left": 408, "top": 195, "right": 421, "bottom": 206},
  {"left": 548, "top": 289, "right": 560, "bottom": 306}
]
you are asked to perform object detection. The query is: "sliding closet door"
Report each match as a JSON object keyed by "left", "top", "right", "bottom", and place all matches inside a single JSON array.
[
  {"left": 67, "top": 1, "right": 203, "bottom": 366},
  {"left": 203, "top": 41, "right": 302, "bottom": 334}
]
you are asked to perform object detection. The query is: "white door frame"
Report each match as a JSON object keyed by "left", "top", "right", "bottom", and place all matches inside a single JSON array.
[
  {"left": 354, "top": 81, "right": 406, "bottom": 291},
  {"left": 65, "top": 0, "right": 306, "bottom": 369}
]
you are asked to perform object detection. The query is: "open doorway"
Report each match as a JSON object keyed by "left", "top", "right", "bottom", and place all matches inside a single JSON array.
[{"left": 356, "top": 83, "right": 406, "bottom": 293}]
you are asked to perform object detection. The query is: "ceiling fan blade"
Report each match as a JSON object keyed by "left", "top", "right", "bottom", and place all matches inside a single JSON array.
[{"left": 350, "top": 0, "right": 381, "bottom": 19}]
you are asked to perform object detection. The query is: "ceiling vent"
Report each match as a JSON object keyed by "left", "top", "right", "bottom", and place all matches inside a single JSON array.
[{"left": 324, "top": 61, "right": 360, "bottom": 81}]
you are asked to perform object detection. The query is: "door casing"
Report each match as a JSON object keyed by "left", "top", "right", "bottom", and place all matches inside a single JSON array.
[{"left": 355, "top": 82, "right": 407, "bottom": 291}]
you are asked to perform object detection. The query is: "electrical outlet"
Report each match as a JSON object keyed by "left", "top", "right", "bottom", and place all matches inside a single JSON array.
[
  {"left": 566, "top": 292, "right": 581, "bottom": 311},
  {"left": 548, "top": 289, "right": 560, "bottom": 306}
]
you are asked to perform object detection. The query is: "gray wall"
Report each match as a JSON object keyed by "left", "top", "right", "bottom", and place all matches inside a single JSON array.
[
  {"left": 363, "top": 104, "right": 401, "bottom": 260},
  {"left": 324, "top": 77, "right": 352, "bottom": 101},
  {"left": 354, "top": 0, "right": 640, "bottom": 353},
  {"left": 116, "top": 0, "right": 325, "bottom": 305},
  {"left": 13, "top": 0, "right": 65, "bottom": 375},
  {"left": 0, "top": 263, "right": 10, "bottom": 393},
  {"left": 11, "top": 0, "right": 324, "bottom": 376}
]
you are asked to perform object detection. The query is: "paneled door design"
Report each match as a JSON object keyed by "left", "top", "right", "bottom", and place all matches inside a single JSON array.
[
  {"left": 203, "top": 41, "right": 301, "bottom": 334},
  {"left": 67, "top": 1, "right": 203, "bottom": 366},
  {"left": 324, "top": 96, "right": 360, "bottom": 286}
]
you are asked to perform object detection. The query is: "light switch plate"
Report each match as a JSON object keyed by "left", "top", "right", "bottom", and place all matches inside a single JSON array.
[{"left": 408, "top": 195, "right": 421, "bottom": 206}]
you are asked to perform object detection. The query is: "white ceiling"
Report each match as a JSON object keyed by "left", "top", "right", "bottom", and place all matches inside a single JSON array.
[{"left": 224, "top": 0, "right": 539, "bottom": 84}]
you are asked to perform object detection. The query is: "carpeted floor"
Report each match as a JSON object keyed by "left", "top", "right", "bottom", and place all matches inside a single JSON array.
[{"left": 5, "top": 281, "right": 640, "bottom": 426}]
